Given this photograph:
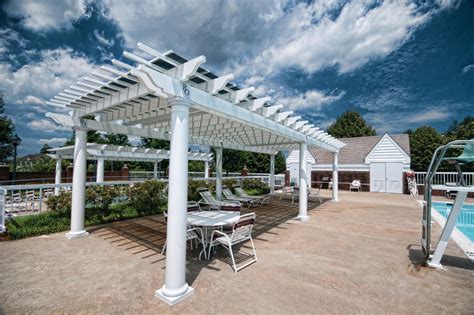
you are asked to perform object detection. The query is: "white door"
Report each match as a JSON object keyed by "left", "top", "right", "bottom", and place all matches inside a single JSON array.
[
  {"left": 386, "top": 162, "right": 403, "bottom": 193},
  {"left": 370, "top": 163, "right": 386, "bottom": 192},
  {"left": 370, "top": 162, "right": 403, "bottom": 193}
]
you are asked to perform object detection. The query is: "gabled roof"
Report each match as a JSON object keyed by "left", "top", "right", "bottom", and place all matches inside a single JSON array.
[{"left": 308, "top": 134, "right": 410, "bottom": 164}]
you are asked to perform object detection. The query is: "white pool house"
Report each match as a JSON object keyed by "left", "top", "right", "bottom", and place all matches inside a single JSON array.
[{"left": 45, "top": 42, "right": 345, "bottom": 306}]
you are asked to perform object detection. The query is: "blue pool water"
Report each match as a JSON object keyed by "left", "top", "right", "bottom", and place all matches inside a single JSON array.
[{"left": 432, "top": 202, "right": 474, "bottom": 242}]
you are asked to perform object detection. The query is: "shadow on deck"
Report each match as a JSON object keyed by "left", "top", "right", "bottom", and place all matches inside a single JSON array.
[{"left": 87, "top": 195, "right": 328, "bottom": 281}]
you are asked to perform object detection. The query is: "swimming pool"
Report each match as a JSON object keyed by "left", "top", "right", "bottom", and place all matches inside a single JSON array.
[{"left": 432, "top": 201, "right": 474, "bottom": 242}]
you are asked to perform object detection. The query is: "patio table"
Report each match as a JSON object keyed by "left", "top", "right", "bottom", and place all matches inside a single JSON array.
[{"left": 187, "top": 210, "right": 240, "bottom": 259}]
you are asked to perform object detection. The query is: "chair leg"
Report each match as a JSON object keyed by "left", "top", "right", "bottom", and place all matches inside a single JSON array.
[
  {"left": 161, "top": 240, "right": 167, "bottom": 255},
  {"left": 250, "top": 236, "right": 258, "bottom": 261},
  {"left": 227, "top": 244, "right": 238, "bottom": 272}
]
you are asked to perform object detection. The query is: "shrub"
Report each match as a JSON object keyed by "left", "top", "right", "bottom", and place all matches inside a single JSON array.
[
  {"left": 222, "top": 178, "right": 238, "bottom": 191},
  {"left": 130, "top": 180, "right": 167, "bottom": 214},
  {"left": 188, "top": 179, "right": 215, "bottom": 201},
  {"left": 242, "top": 178, "right": 270, "bottom": 195},
  {"left": 45, "top": 192, "right": 72, "bottom": 216},
  {"left": 6, "top": 212, "right": 70, "bottom": 240},
  {"left": 86, "top": 185, "right": 121, "bottom": 216}
]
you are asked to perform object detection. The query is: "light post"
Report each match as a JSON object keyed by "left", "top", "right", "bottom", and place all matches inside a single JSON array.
[{"left": 11, "top": 132, "right": 21, "bottom": 184}]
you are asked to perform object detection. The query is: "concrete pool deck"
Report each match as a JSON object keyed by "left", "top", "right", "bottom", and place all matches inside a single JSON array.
[{"left": 1, "top": 190, "right": 473, "bottom": 314}]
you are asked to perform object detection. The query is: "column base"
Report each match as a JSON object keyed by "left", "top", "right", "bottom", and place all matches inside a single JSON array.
[
  {"left": 156, "top": 285, "right": 194, "bottom": 306},
  {"left": 65, "top": 230, "right": 89, "bottom": 240},
  {"left": 297, "top": 215, "right": 309, "bottom": 222},
  {"left": 331, "top": 198, "right": 339, "bottom": 202},
  {"left": 427, "top": 261, "right": 444, "bottom": 270}
]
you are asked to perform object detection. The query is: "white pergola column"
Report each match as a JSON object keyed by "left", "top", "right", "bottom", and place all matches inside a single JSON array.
[
  {"left": 156, "top": 99, "right": 194, "bottom": 306},
  {"left": 153, "top": 161, "right": 158, "bottom": 179},
  {"left": 204, "top": 160, "right": 209, "bottom": 179},
  {"left": 297, "top": 143, "right": 309, "bottom": 221},
  {"left": 332, "top": 152, "right": 339, "bottom": 202},
  {"left": 66, "top": 128, "right": 89, "bottom": 239},
  {"left": 96, "top": 158, "right": 104, "bottom": 183},
  {"left": 215, "top": 147, "right": 223, "bottom": 201},
  {"left": 269, "top": 154, "right": 275, "bottom": 194},
  {"left": 54, "top": 158, "right": 62, "bottom": 196}
]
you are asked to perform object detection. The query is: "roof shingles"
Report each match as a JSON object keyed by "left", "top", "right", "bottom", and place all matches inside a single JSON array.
[{"left": 309, "top": 134, "right": 410, "bottom": 164}]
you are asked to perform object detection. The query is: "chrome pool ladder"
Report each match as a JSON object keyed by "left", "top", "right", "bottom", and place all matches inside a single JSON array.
[{"left": 421, "top": 139, "right": 474, "bottom": 267}]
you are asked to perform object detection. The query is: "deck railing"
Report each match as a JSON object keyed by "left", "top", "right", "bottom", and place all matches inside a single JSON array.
[{"left": 414, "top": 172, "right": 474, "bottom": 186}]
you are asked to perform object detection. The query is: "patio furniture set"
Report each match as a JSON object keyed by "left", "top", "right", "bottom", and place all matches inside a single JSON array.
[{"left": 161, "top": 188, "right": 261, "bottom": 272}]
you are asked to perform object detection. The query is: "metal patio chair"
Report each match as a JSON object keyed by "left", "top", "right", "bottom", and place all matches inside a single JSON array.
[
  {"left": 350, "top": 180, "right": 361, "bottom": 192},
  {"left": 207, "top": 212, "right": 257, "bottom": 272},
  {"left": 161, "top": 201, "right": 207, "bottom": 259}
]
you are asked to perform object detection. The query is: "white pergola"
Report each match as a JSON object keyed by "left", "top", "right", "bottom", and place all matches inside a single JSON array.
[
  {"left": 47, "top": 143, "right": 213, "bottom": 195},
  {"left": 45, "top": 42, "right": 345, "bottom": 306}
]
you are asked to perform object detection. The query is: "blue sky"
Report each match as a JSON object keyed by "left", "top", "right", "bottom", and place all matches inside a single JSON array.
[{"left": 0, "top": 0, "right": 473, "bottom": 156}]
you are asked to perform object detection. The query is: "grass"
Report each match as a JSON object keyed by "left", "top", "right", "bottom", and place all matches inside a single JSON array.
[{"left": 6, "top": 203, "right": 165, "bottom": 240}]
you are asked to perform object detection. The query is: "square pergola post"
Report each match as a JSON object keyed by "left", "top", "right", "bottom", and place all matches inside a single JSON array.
[
  {"left": 297, "top": 142, "right": 309, "bottom": 221},
  {"left": 204, "top": 160, "right": 209, "bottom": 179},
  {"left": 215, "top": 147, "right": 223, "bottom": 201},
  {"left": 54, "top": 158, "right": 62, "bottom": 196},
  {"left": 332, "top": 152, "right": 339, "bottom": 202},
  {"left": 66, "top": 127, "right": 89, "bottom": 239},
  {"left": 270, "top": 154, "right": 275, "bottom": 194},
  {"left": 155, "top": 99, "right": 194, "bottom": 305},
  {"left": 96, "top": 158, "right": 104, "bottom": 182}
]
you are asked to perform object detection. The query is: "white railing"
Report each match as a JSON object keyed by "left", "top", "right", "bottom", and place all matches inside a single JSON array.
[
  {"left": 414, "top": 172, "right": 474, "bottom": 186},
  {"left": 0, "top": 188, "right": 5, "bottom": 232},
  {"left": 0, "top": 174, "right": 283, "bottom": 222},
  {"left": 0, "top": 180, "right": 143, "bottom": 218}
]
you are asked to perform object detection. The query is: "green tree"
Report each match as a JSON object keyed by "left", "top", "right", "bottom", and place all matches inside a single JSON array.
[
  {"left": 445, "top": 116, "right": 473, "bottom": 140},
  {"left": 0, "top": 94, "right": 15, "bottom": 162},
  {"left": 409, "top": 126, "right": 444, "bottom": 171},
  {"left": 104, "top": 133, "right": 129, "bottom": 146},
  {"left": 327, "top": 110, "right": 376, "bottom": 138}
]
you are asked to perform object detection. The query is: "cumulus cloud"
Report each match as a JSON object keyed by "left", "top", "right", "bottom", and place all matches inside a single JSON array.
[
  {"left": 462, "top": 64, "right": 474, "bottom": 74},
  {"left": 0, "top": 48, "right": 97, "bottom": 110},
  {"left": 28, "top": 119, "right": 70, "bottom": 132},
  {"left": 2, "top": 0, "right": 87, "bottom": 31},
  {"left": 39, "top": 137, "right": 67, "bottom": 145},
  {"left": 246, "top": 1, "right": 428, "bottom": 76},
  {"left": 279, "top": 89, "right": 346, "bottom": 110}
]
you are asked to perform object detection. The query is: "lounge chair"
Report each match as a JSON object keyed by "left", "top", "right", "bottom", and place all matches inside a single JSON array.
[
  {"left": 222, "top": 186, "right": 260, "bottom": 208},
  {"left": 350, "top": 180, "right": 361, "bottom": 192},
  {"left": 234, "top": 186, "right": 270, "bottom": 205},
  {"left": 208, "top": 212, "right": 257, "bottom": 272},
  {"left": 197, "top": 188, "right": 241, "bottom": 211}
]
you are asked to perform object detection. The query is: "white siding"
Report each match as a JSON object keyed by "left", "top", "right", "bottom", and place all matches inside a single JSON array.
[
  {"left": 286, "top": 150, "right": 315, "bottom": 165},
  {"left": 365, "top": 134, "right": 410, "bottom": 164}
]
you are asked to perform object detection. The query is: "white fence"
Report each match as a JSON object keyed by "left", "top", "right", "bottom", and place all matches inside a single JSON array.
[
  {"left": 414, "top": 172, "right": 474, "bottom": 186},
  {"left": 0, "top": 174, "right": 284, "bottom": 231}
]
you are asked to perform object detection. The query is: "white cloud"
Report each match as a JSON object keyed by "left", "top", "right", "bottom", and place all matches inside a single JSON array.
[
  {"left": 462, "top": 64, "right": 474, "bottom": 74},
  {"left": 405, "top": 109, "right": 452, "bottom": 123},
  {"left": 3, "top": 0, "right": 87, "bottom": 31},
  {"left": 17, "top": 95, "right": 45, "bottom": 105},
  {"left": 28, "top": 119, "right": 70, "bottom": 133},
  {"left": 39, "top": 137, "right": 68, "bottom": 145},
  {"left": 0, "top": 48, "right": 97, "bottom": 114},
  {"left": 247, "top": 1, "right": 428, "bottom": 76},
  {"left": 279, "top": 89, "right": 346, "bottom": 110},
  {"left": 93, "top": 30, "right": 115, "bottom": 47}
]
